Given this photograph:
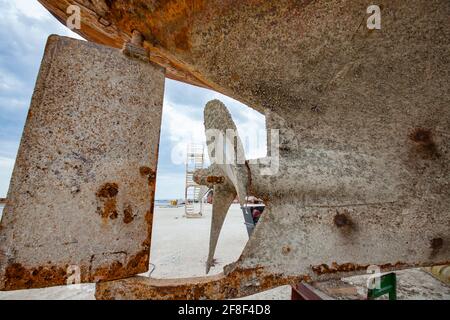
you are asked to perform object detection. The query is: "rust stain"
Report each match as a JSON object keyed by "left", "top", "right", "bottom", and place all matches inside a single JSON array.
[
  {"left": 333, "top": 212, "right": 351, "bottom": 228},
  {"left": 90, "top": 249, "right": 150, "bottom": 283},
  {"left": 431, "top": 237, "right": 443, "bottom": 250},
  {"left": 409, "top": 128, "right": 433, "bottom": 144},
  {"left": 310, "top": 261, "right": 439, "bottom": 275},
  {"left": 109, "top": 0, "right": 205, "bottom": 50},
  {"left": 96, "top": 182, "right": 119, "bottom": 220},
  {"left": 126, "top": 249, "right": 149, "bottom": 270},
  {"left": 123, "top": 204, "right": 134, "bottom": 224},
  {"left": 3, "top": 250, "right": 154, "bottom": 290},
  {"left": 173, "top": 26, "right": 191, "bottom": 51},
  {"left": 282, "top": 246, "right": 291, "bottom": 255},
  {"left": 139, "top": 166, "right": 153, "bottom": 177},
  {"left": 90, "top": 261, "right": 125, "bottom": 282},
  {"left": 109, "top": 210, "right": 118, "bottom": 220},
  {"left": 430, "top": 237, "right": 444, "bottom": 258},
  {"left": 142, "top": 209, "right": 153, "bottom": 249},
  {"left": 89, "top": 211, "right": 153, "bottom": 284},
  {"left": 96, "top": 182, "right": 119, "bottom": 198},
  {"left": 98, "top": 0, "right": 222, "bottom": 90},
  {"left": 96, "top": 266, "right": 311, "bottom": 300},
  {"left": 206, "top": 175, "right": 224, "bottom": 184},
  {"left": 138, "top": 160, "right": 156, "bottom": 257},
  {"left": 3, "top": 263, "right": 67, "bottom": 290},
  {"left": 311, "top": 262, "right": 369, "bottom": 275},
  {"left": 139, "top": 166, "right": 157, "bottom": 186},
  {"left": 408, "top": 128, "right": 440, "bottom": 158}
]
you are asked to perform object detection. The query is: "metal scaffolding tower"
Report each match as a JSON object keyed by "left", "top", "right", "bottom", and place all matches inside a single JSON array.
[{"left": 185, "top": 144, "right": 205, "bottom": 218}]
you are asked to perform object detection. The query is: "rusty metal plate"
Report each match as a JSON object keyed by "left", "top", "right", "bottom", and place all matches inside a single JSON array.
[
  {"left": 96, "top": 97, "right": 449, "bottom": 300},
  {"left": 35, "top": 0, "right": 449, "bottom": 299},
  {"left": 0, "top": 35, "right": 165, "bottom": 290}
]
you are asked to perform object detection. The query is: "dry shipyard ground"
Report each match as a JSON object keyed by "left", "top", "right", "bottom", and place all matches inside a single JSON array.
[{"left": 0, "top": 204, "right": 448, "bottom": 300}]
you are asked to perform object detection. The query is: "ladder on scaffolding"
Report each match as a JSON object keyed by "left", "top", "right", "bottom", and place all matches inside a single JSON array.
[{"left": 185, "top": 144, "right": 204, "bottom": 218}]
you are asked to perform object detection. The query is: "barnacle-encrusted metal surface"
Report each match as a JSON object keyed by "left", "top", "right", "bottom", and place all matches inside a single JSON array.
[{"left": 1, "top": 0, "right": 448, "bottom": 298}]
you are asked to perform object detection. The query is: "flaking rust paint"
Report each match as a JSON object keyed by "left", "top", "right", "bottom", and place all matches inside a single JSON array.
[
  {"left": 3, "top": 264, "right": 68, "bottom": 291},
  {"left": 38, "top": 0, "right": 216, "bottom": 90},
  {"left": 109, "top": 0, "right": 225, "bottom": 91},
  {"left": 38, "top": 0, "right": 126, "bottom": 48},
  {"left": 37, "top": 0, "right": 450, "bottom": 116},
  {"left": 0, "top": 35, "right": 165, "bottom": 290},
  {"left": 96, "top": 266, "right": 309, "bottom": 300},
  {"left": 2, "top": 250, "right": 152, "bottom": 290},
  {"left": 107, "top": 0, "right": 206, "bottom": 51},
  {"left": 92, "top": 167, "right": 156, "bottom": 290}
]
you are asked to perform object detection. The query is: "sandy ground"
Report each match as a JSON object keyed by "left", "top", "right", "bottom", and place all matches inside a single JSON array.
[{"left": 0, "top": 204, "right": 448, "bottom": 300}]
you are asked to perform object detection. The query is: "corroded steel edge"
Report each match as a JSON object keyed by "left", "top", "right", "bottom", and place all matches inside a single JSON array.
[{"left": 95, "top": 260, "right": 450, "bottom": 300}]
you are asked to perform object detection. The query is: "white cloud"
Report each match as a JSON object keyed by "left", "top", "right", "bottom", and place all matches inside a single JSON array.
[
  {"left": 0, "top": 96, "right": 28, "bottom": 112},
  {"left": 0, "top": 156, "right": 14, "bottom": 197},
  {"left": 0, "top": 68, "right": 26, "bottom": 93},
  {"left": 233, "top": 106, "right": 267, "bottom": 160},
  {"left": 13, "top": 0, "right": 51, "bottom": 20},
  {"left": 0, "top": 0, "right": 82, "bottom": 52},
  {"left": 164, "top": 103, "right": 206, "bottom": 145},
  {"left": 163, "top": 102, "right": 207, "bottom": 165},
  {"left": 0, "top": 139, "right": 19, "bottom": 159},
  {"left": 155, "top": 172, "right": 186, "bottom": 200}
]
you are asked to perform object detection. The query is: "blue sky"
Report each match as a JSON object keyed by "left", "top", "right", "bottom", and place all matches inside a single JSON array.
[{"left": 0, "top": 0, "right": 266, "bottom": 200}]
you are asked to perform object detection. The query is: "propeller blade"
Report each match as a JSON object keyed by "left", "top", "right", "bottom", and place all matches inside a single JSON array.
[
  {"left": 204, "top": 100, "right": 248, "bottom": 205},
  {"left": 206, "top": 183, "right": 236, "bottom": 274}
]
